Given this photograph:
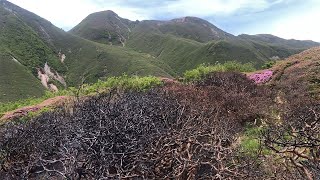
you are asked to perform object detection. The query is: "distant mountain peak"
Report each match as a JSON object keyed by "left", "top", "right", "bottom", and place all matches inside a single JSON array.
[
  {"left": 87, "top": 10, "right": 119, "bottom": 18},
  {"left": 97, "top": 10, "right": 117, "bottom": 15},
  {"left": 170, "top": 16, "right": 212, "bottom": 25},
  {"left": 172, "top": 16, "right": 202, "bottom": 22}
]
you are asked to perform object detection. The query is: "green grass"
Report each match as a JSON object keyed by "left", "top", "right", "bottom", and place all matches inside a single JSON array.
[
  {"left": 183, "top": 61, "right": 255, "bottom": 82},
  {"left": 239, "top": 125, "right": 271, "bottom": 158}
]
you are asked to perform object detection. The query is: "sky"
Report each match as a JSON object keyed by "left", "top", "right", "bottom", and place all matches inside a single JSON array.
[{"left": 7, "top": 0, "right": 320, "bottom": 42}]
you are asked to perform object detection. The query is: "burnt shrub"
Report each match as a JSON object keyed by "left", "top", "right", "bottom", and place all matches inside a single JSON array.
[
  {"left": 264, "top": 98, "right": 320, "bottom": 179},
  {"left": 0, "top": 72, "right": 272, "bottom": 179}
]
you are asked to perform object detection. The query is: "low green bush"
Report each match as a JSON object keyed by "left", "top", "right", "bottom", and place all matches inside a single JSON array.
[
  {"left": 262, "top": 60, "right": 277, "bottom": 69},
  {"left": 183, "top": 61, "right": 255, "bottom": 82}
]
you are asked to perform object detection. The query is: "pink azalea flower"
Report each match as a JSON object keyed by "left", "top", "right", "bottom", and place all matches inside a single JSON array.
[{"left": 248, "top": 70, "right": 273, "bottom": 84}]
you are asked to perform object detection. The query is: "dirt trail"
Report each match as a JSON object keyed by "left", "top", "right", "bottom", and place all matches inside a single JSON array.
[{"left": 0, "top": 96, "right": 69, "bottom": 121}]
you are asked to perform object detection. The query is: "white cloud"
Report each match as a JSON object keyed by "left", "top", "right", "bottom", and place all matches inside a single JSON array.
[
  {"left": 165, "top": 0, "right": 279, "bottom": 17},
  {"left": 7, "top": 0, "right": 283, "bottom": 29},
  {"left": 7, "top": 0, "right": 148, "bottom": 30},
  {"left": 271, "top": 6, "right": 320, "bottom": 41},
  {"left": 236, "top": 0, "right": 320, "bottom": 41}
]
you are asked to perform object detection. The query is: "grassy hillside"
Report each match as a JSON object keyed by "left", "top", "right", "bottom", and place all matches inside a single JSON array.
[
  {"left": 62, "top": 37, "right": 174, "bottom": 86},
  {"left": 0, "top": 6, "right": 64, "bottom": 74},
  {"left": 71, "top": 10, "right": 319, "bottom": 75},
  {"left": 0, "top": 5, "right": 59, "bottom": 102},
  {"left": 126, "top": 29, "right": 268, "bottom": 73},
  {"left": 268, "top": 47, "right": 320, "bottom": 99},
  {"left": 0, "top": 54, "right": 45, "bottom": 103}
]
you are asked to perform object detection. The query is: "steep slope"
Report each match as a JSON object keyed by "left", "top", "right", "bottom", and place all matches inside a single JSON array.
[
  {"left": 0, "top": 1, "right": 172, "bottom": 102},
  {"left": 0, "top": 6, "right": 63, "bottom": 72},
  {"left": 0, "top": 54, "right": 45, "bottom": 103},
  {"left": 0, "top": 4, "right": 61, "bottom": 101},
  {"left": 70, "top": 10, "right": 137, "bottom": 46}
]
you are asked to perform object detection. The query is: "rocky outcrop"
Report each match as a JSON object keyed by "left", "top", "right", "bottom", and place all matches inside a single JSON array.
[
  {"left": 43, "top": 63, "right": 66, "bottom": 86},
  {"left": 58, "top": 51, "right": 66, "bottom": 63},
  {"left": 38, "top": 63, "right": 67, "bottom": 91},
  {"left": 48, "top": 83, "right": 58, "bottom": 92}
]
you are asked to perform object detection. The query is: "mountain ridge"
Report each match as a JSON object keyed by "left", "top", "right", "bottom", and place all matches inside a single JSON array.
[
  {"left": 70, "top": 10, "right": 319, "bottom": 72},
  {"left": 71, "top": 10, "right": 319, "bottom": 45}
]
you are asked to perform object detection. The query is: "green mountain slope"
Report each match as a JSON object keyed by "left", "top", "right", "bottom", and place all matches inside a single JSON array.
[
  {"left": 0, "top": 4, "right": 61, "bottom": 102},
  {"left": 0, "top": 1, "right": 172, "bottom": 102},
  {"left": 126, "top": 29, "right": 262, "bottom": 73},
  {"left": 126, "top": 22, "right": 304, "bottom": 73},
  {"left": 70, "top": 10, "right": 137, "bottom": 46},
  {"left": 0, "top": 5, "right": 63, "bottom": 74},
  {"left": 0, "top": 54, "right": 45, "bottom": 103},
  {"left": 1, "top": 1, "right": 172, "bottom": 80},
  {"left": 70, "top": 12, "right": 233, "bottom": 45},
  {"left": 70, "top": 10, "right": 319, "bottom": 74}
]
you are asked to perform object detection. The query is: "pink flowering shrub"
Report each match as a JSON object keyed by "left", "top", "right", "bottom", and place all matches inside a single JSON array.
[{"left": 248, "top": 70, "right": 273, "bottom": 84}]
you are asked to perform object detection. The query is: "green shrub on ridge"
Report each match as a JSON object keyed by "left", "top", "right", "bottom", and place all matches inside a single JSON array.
[
  {"left": 81, "top": 75, "right": 163, "bottom": 95},
  {"left": 183, "top": 61, "right": 255, "bottom": 82}
]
